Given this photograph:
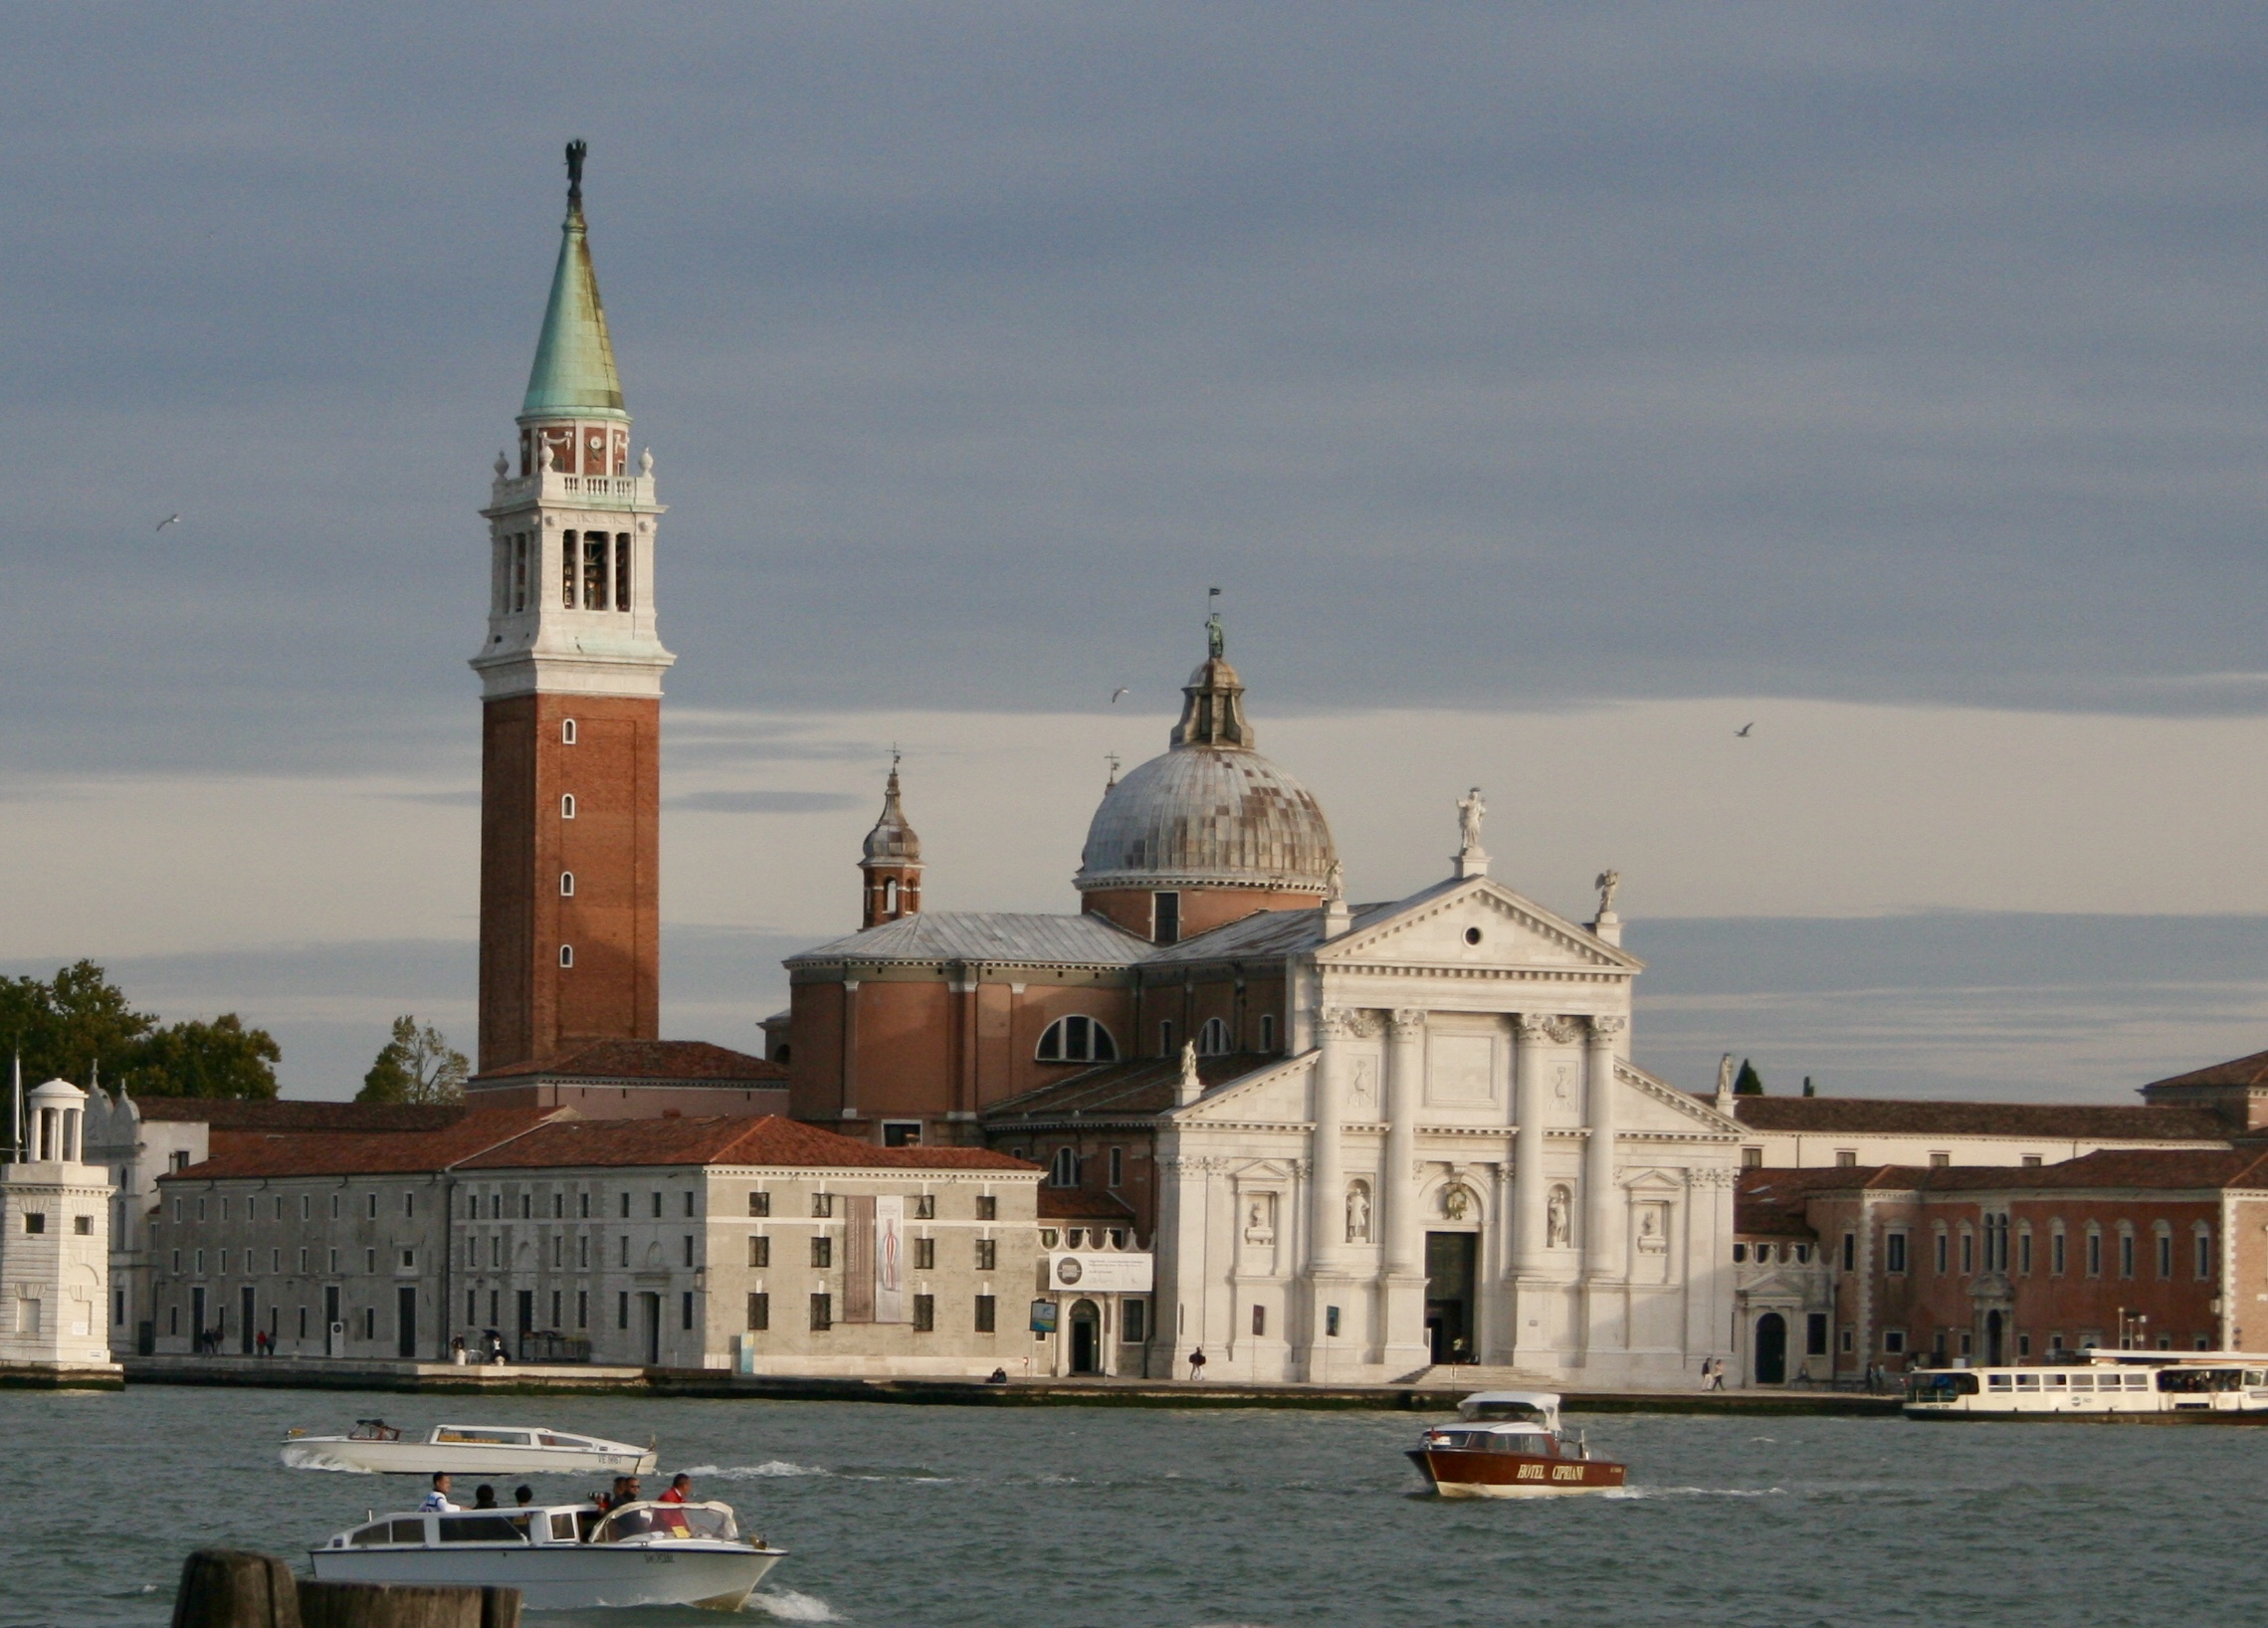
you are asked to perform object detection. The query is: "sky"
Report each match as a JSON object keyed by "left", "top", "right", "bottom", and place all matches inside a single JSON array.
[{"left": 6, "top": 5, "right": 2268, "bottom": 1101}]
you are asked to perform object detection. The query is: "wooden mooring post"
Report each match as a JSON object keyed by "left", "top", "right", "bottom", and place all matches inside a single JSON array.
[{"left": 172, "top": 1551, "right": 518, "bottom": 1628}]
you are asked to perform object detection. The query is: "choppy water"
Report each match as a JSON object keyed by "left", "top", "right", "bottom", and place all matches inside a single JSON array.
[{"left": 0, "top": 1387, "right": 2256, "bottom": 1627}]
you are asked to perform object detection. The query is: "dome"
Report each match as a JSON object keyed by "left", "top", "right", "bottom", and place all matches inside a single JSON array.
[
  {"left": 862, "top": 763, "right": 921, "bottom": 864},
  {"left": 1077, "top": 746, "right": 1336, "bottom": 892},
  {"left": 1076, "top": 632, "right": 1336, "bottom": 895}
]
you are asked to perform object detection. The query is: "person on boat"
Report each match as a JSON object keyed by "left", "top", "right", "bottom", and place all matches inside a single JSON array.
[
  {"left": 474, "top": 1485, "right": 499, "bottom": 1510},
  {"left": 420, "top": 1474, "right": 460, "bottom": 1513},
  {"left": 514, "top": 1486, "right": 534, "bottom": 1507},
  {"left": 658, "top": 1474, "right": 693, "bottom": 1505}
]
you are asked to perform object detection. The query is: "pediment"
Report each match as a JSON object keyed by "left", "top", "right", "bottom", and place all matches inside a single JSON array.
[
  {"left": 1618, "top": 1062, "right": 1744, "bottom": 1135},
  {"left": 1741, "top": 1271, "right": 1818, "bottom": 1300},
  {"left": 1173, "top": 1054, "right": 1318, "bottom": 1125},
  {"left": 1622, "top": 1167, "right": 1688, "bottom": 1194},
  {"left": 1320, "top": 878, "right": 1641, "bottom": 975}
]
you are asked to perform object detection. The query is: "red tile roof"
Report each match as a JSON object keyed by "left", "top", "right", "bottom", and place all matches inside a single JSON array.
[
  {"left": 161, "top": 1109, "right": 565, "bottom": 1181},
  {"left": 456, "top": 1116, "right": 1039, "bottom": 1173},
  {"left": 1719, "top": 1096, "right": 2228, "bottom": 1142},
  {"left": 1038, "top": 1188, "right": 1138, "bottom": 1220},
  {"left": 2146, "top": 1048, "right": 2268, "bottom": 1092},
  {"left": 470, "top": 1040, "right": 784, "bottom": 1085},
  {"left": 1740, "top": 1146, "right": 2268, "bottom": 1202},
  {"left": 129, "top": 1098, "right": 467, "bottom": 1132}
]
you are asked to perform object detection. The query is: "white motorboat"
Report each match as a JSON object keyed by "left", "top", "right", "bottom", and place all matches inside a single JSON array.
[
  {"left": 310, "top": 1499, "right": 785, "bottom": 1611},
  {"left": 282, "top": 1419, "right": 657, "bottom": 1476}
]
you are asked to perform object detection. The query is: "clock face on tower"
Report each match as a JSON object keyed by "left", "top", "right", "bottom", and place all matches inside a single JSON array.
[{"left": 585, "top": 431, "right": 606, "bottom": 472}]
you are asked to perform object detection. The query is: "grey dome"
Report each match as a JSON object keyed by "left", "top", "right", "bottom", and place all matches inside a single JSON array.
[{"left": 1076, "top": 745, "right": 1337, "bottom": 893}]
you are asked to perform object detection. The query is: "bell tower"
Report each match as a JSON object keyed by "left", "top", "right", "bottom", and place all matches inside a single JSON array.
[
  {"left": 858, "top": 755, "right": 924, "bottom": 929},
  {"left": 472, "top": 141, "right": 674, "bottom": 1073}
]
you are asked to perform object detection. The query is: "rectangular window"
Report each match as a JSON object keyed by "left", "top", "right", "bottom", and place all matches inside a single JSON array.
[
  {"left": 1159, "top": 1021, "right": 1174, "bottom": 1057},
  {"left": 2158, "top": 1234, "right": 2173, "bottom": 1280},
  {"left": 579, "top": 1191, "right": 590, "bottom": 1219},
  {"left": 618, "top": 1292, "right": 629, "bottom": 1330},
  {"left": 1260, "top": 1013, "right": 1276, "bottom": 1051},
  {"left": 812, "top": 1193, "right": 834, "bottom": 1218},
  {"left": 582, "top": 533, "right": 608, "bottom": 610},
  {"left": 2021, "top": 1154, "right": 2042, "bottom": 1168},
  {"left": 748, "top": 1236, "right": 770, "bottom": 1268},
  {"left": 1960, "top": 1232, "right": 1973, "bottom": 1275},
  {"left": 1125, "top": 1300, "right": 1147, "bottom": 1343},
  {"left": 1834, "top": 1149, "right": 1857, "bottom": 1167},
  {"left": 550, "top": 1290, "right": 561, "bottom": 1327},
  {"left": 1841, "top": 1231, "right": 1855, "bottom": 1273},
  {"left": 811, "top": 1237, "right": 833, "bottom": 1269},
  {"left": 914, "top": 1194, "right": 935, "bottom": 1220},
  {"left": 576, "top": 1291, "right": 587, "bottom": 1329},
  {"left": 467, "top": 1289, "right": 477, "bottom": 1323},
  {"left": 2198, "top": 1231, "right": 2213, "bottom": 1279},
  {"left": 1885, "top": 1233, "right": 1908, "bottom": 1274},
  {"left": 650, "top": 1192, "right": 662, "bottom": 1219},
  {"left": 748, "top": 1190, "right": 771, "bottom": 1218},
  {"left": 1935, "top": 1233, "right": 1949, "bottom": 1275},
  {"left": 1929, "top": 1152, "right": 1950, "bottom": 1168},
  {"left": 1741, "top": 1146, "right": 1763, "bottom": 1169},
  {"left": 2120, "top": 1234, "right": 2135, "bottom": 1279},
  {"left": 24, "top": 1213, "right": 45, "bottom": 1235},
  {"left": 1109, "top": 1147, "right": 1125, "bottom": 1188},
  {"left": 2018, "top": 1230, "right": 2032, "bottom": 1276},
  {"left": 578, "top": 1235, "right": 589, "bottom": 1269},
  {"left": 621, "top": 1236, "right": 629, "bottom": 1268},
  {"left": 2053, "top": 1231, "right": 2067, "bottom": 1275},
  {"left": 1806, "top": 1313, "right": 1828, "bottom": 1356},
  {"left": 975, "top": 1195, "right": 997, "bottom": 1221},
  {"left": 913, "top": 1294, "right": 934, "bottom": 1332},
  {"left": 561, "top": 531, "right": 577, "bottom": 607},
  {"left": 404, "top": 1192, "right": 414, "bottom": 1218},
  {"left": 882, "top": 1120, "right": 922, "bottom": 1147},
  {"left": 915, "top": 1237, "right": 935, "bottom": 1271},
  {"left": 1883, "top": 1328, "right": 1906, "bottom": 1354},
  {"left": 683, "top": 1235, "right": 695, "bottom": 1269},
  {"left": 682, "top": 1292, "right": 695, "bottom": 1330},
  {"left": 684, "top": 1191, "right": 696, "bottom": 1218},
  {"left": 2088, "top": 1232, "right": 2103, "bottom": 1277},
  {"left": 367, "top": 1192, "right": 378, "bottom": 1220},
  {"left": 975, "top": 1238, "right": 997, "bottom": 1272},
  {"left": 810, "top": 1293, "right": 833, "bottom": 1331},
  {"left": 76, "top": 1215, "right": 94, "bottom": 1237},
  {"left": 746, "top": 1293, "right": 770, "bottom": 1331},
  {"left": 327, "top": 1248, "right": 338, "bottom": 1274},
  {"left": 974, "top": 1294, "right": 996, "bottom": 1333},
  {"left": 1251, "top": 1305, "right": 1266, "bottom": 1336},
  {"left": 620, "top": 1192, "right": 631, "bottom": 1218},
  {"left": 614, "top": 533, "right": 632, "bottom": 612}
]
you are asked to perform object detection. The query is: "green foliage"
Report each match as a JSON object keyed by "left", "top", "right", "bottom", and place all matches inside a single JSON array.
[
  {"left": 1733, "top": 1059, "right": 1764, "bottom": 1096},
  {"left": 0, "top": 962, "right": 281, "bottom": 1104},
  {"left": 357, "top": 1016, "right": 469, "bottom": 1106}
]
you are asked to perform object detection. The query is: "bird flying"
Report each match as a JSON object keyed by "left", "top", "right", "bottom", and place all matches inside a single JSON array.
[
  {"left": 1110, "top": 687, "right": 1129, "bottom": 704},
  {"left": 154, "top": 513, "right": 182, "bottom": 533},
  {"left": 1735, "top": 722, "right": 1754, "bottom": 737}
]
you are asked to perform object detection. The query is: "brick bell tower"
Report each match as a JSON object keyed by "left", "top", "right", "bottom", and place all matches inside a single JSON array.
[{"left": 472, "top": 141, "right": 674, "bottom": 1072}]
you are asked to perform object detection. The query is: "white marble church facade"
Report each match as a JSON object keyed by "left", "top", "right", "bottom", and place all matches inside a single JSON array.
[{"left": 1147, "top": 850, "right": 1744, "bottom": 1386}]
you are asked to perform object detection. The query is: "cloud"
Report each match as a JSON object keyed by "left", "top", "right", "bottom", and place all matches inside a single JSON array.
[{"left": 668, "top": 790, "right": 861, "bottom": 814}]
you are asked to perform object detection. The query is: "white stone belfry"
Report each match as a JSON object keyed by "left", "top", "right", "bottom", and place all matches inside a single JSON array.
[{"left": 0, "top": 1078, "right": 120, "bottom": 1382}]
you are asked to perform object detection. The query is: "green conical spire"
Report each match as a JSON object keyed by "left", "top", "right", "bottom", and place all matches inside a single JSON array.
[{"left": 520, "top": 139, "right": 626, "bottom": 422}]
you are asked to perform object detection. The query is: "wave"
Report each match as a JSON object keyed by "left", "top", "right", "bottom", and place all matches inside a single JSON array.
[
  {"left": 1602, "top": 1485, "right": 1785, "bottom": 1500},
  {"left": 746, "top": 1586, "right": 844, "bottom": 1621},
  {"left": 681, "top": 1461, "right": 832, "bottom": 1480}
]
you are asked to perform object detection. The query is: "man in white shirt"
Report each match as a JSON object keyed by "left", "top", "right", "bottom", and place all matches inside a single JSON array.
[{"left": 420, "top": 1473, "right": 460, "bottom": 1513}]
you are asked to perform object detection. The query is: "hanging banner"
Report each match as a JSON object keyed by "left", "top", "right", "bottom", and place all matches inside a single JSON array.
[{"left": 873, "top": 1195, "right": 905, "bottom": 1324}]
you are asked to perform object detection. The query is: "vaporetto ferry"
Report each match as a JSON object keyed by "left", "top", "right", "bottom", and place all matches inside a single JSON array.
[{"left": 1904, "top": 1351, "right": 2268, "bottom": 1420}]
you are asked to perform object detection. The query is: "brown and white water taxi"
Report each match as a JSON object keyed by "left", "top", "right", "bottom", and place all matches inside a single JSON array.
[{"left": 1406, "top": 1391, "right": 1627, "bottom": 1499}]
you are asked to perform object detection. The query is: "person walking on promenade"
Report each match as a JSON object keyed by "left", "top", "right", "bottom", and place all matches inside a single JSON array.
[
  {"left": 1188, "top": 1346, "right": 1207, "bottom": 1381},
  {"left": 1709, "top": 1356, "right": 1728, "bottom": 1391}
]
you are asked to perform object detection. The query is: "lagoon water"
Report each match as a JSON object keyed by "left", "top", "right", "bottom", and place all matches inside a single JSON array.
[{"left": 1, "top": 1388, "right": 2256, "bottom": 1627}]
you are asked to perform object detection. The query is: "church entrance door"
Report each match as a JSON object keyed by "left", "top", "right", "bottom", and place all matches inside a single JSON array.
[
  {"left": 1070, "top": 1300, "right": 1102, "bottom": 1374},
  {"left": 1424, "top": 1232, "right": 1479, "bottom": 1364},
  {"left": 1754, "top": 1313, "right": 1787, "bottom": 1385},
  {"left": 1985, "top": 1311, "right": 2004, "bottom": 1367}
]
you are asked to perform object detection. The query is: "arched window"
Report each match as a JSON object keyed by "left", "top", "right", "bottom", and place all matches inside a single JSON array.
[
  {"left": 559, "top": 944, "right": 574, "bottom": 968},
  {"left": 1049, "top": 1147, "right": 1079, "bottom": 1187},
  {"left": 561, "top": 718, "right": 577, "bottom": 745},
  {"left": 560, "top": 794, "right": 575, "bottom": 819},
  {"left": 1259, "top": 1012, "right": 1276, "bottom": 1052},
  {"left": 1035, "top": 1015, "right": 1118, "bottom": 1064},
  {"left": 1197, "top": 1017, "right": 1232, "bottom": 1056},
  {"left": 884, "top": 879, "right": 899, "bottom": 912},
  {"left": 559, "top": 872, "right": 575, "bottom": 897}
]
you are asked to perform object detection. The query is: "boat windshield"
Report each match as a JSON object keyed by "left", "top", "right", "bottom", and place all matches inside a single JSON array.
[
  {"left": 1428, "top": 1429, "right": 1553, "bottom": 1455},
  {"left": 1908, "top": 1371, "right": 1980, "bottom": 1398},
  {"left": 433, "top": 1428, "right": 535, "bottom": 1446},
  {"left": 595, "top": 1502, "right": 737, "bottom": 1543},
  {"left": 348, "top": 1519, "right": 429, "bottom": 1547},
  {"left": 1458, "top": 1400, "right": 1548, "bottom": 1424},
  {"left": 437, "top": 1514, "right": 532, "bottom": 1544},
  {"left": 347, "top": 1420, "right": 403, "bottom": 1442}
]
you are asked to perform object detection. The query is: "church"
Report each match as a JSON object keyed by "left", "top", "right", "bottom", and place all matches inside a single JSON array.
[{"left": 777, "top": 626, "right": 1746, "bottom": 1383}]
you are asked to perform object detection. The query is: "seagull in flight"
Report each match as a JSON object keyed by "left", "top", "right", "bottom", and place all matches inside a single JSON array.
[
  {"left": 1110, "top": 687, "right": 1129, "bottom": 704},
  {"left": 154, "top": 513, "right": 183, "bottom": 533},
  {"left": 1735, "top": 722, "right": 1754, "bottom": 737}
]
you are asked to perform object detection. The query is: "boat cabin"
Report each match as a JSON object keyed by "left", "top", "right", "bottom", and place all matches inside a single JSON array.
[
  {"left": 1424, "top": 1425, "right": 1565, "bottom": 1457},
  {"left": 324, "top": 1500, "right": 740, "bottom": 1552},
  {"left": 1454, "top": 1391, "right": 1563, "bottom": 1431}
]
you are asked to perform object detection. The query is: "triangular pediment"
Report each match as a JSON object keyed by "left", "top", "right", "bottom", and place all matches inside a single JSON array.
[
  {"left": 1318, "top": 877, "right": 1642, "bottom": 975},
  {"left": 1618, "top": 1062, "right": 1744, "bottom": 1134},
  {"left": 1172, "top": 1053, "right": 1318, "bottom": 1125}
]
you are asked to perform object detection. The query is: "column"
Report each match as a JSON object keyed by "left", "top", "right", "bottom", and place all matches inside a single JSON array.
[
  {"left": 1582, "top": 1016, "right": 1625, "bottom": 1278},
  {"left": 1381, "top": 1010, "right": 1426, "bottom": 1279},
  {"left": 1307, "top": 1011, "right": 1351, "bottom": 1277},
  {"left": 1511, "top": 1013, "right": 1550, "bottom": 1275}
]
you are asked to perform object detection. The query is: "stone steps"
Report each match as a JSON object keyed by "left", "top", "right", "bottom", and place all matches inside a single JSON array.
[{"left": 1400, "top": 1363, "right": 1560, "bottom": 1390}]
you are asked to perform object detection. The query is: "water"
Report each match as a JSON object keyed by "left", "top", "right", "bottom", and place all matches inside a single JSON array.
[{"left": 0, "top": 1387, "right": 2256, "bottom": 1627}]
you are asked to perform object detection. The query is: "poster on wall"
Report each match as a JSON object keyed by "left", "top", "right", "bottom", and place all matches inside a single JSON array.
[{"left": 873, "top": 1194, "right": 905, "bottom": 1323}]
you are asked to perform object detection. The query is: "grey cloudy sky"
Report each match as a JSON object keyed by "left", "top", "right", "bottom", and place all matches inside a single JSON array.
[{"left": 6, "top": 6, "right": 2268, "bottom": 1099}]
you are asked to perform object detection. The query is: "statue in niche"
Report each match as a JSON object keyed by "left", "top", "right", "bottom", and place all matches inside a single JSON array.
[
  {"left": 1546, "top": 1185, "right": 1572, "bottom": 1249},
  {"left": 1345, "top": 1180, "right": 1372, "bottom": 1244},
  {"left": 1636, "top": 1205, "right": 1667, "bottom": 1252},
  {"left": 1243, "top": 1194, "right": 1275, "bottom": 1245},
  {"left": 1441, "top": 1184, "right": 1473, "bottom": 1222}
]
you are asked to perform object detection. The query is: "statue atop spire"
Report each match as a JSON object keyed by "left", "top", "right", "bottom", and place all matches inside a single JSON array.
[
  {"left": 565, "top": 138, "right": 587, "bottom": 214},
  {"left": 521, "top": 140, "right": 625, "bottom": 422},
  {"left": 1205, "top": 585, "right": 1225, "bottom": 659}
]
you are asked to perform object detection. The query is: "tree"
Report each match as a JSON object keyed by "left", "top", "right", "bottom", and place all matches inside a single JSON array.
[
  {"left": 1734, "top": 1059, "right": 1764, "bottom": 1096},
  {"left": 357, "top": 1016, "right": 469, "bottom": 1106},
  {"left": 0, "top": 960, "right": 156, "bottom": 1089},
  {"left": 131, "top": 1014, "right": 283, "bottom": 1100}
]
